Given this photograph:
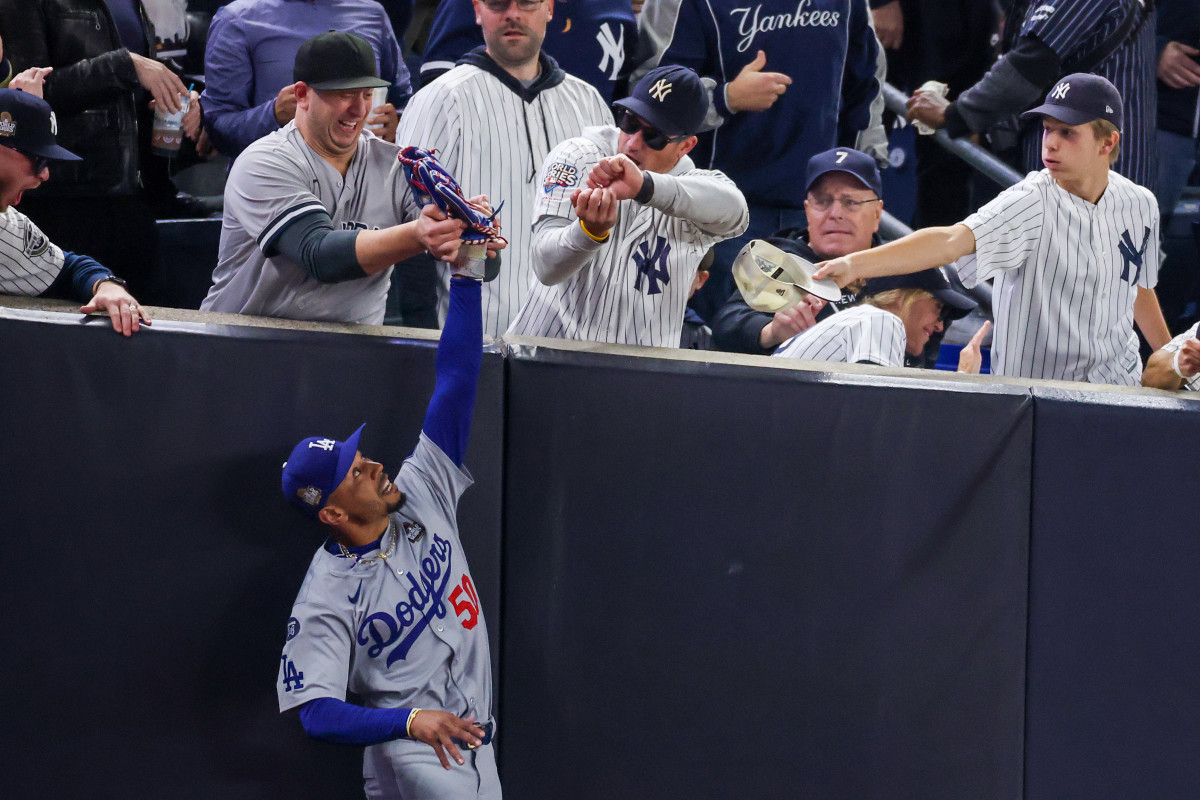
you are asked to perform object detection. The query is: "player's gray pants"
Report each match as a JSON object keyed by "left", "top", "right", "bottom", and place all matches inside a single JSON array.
[{"left": 363, "top": 739, "right": 501, "bottom": 800}]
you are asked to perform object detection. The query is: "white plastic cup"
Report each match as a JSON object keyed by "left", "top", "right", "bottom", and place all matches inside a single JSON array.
[
  {"left": 367, "top": 87, "right": 389, "bottom": 131},
  {"left": 151, "top": 95, "right": 189, "bottom": 158}
]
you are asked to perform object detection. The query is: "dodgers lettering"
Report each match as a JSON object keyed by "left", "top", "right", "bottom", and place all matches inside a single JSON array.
[
  {"left": 731, "top": 1, "right": 842, "bottom": 52},
  {"left": 356, "top": 534, "right": 456, "bottom": 667}
]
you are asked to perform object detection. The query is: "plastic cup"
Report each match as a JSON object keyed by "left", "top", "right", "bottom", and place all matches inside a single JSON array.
[
  {"left": 367, "top": 87, "right": 388, "bottom": 131},
  {"left": 151, "top": 95, "right": 189, "bottom": 158}
]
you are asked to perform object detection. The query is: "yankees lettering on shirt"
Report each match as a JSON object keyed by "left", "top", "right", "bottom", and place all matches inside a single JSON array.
[
  {"left": 731, "top": 1, "right": 843, "bottom": 52},
  {"left": 956, "top": 168, "right": 1160, "bottom": 384}
]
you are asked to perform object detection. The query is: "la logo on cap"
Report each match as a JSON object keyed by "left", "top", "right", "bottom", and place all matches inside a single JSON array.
[
  {"left": 1050, "top": 82, "right": 1070, "bottom": 100},
  {"left": 0, "top": 111, "right": 14, "bottom": 137},
  {"left": 650, "top": 78, "right": 673, "bottom": 102}
]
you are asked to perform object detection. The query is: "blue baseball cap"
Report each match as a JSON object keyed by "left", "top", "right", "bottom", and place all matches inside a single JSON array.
[
  {"left": 0, "top": 89, "right": 81, "bottom": 162},
  {"left": 1021, "top": 72, "right": 1123, "bottom": 131},
  {"left": 281, "top": 423, "right": 365, "bottom": 519},
  {"left": 864, "top": 268, "right": 977, "bottom": 321},
  {"left": 805, "top": 148, "right": 882, "bottom": 196},
  {"left": 613, "top": 65, "right": 707, "bottom": 137}
]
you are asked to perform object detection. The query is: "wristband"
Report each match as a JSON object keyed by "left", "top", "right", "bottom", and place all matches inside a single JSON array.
[
  {"left": 633, "top": 172, "right": 655, "bottom": 205},
  {"left": 93, "top": 275, "right": 127, "bottom": 295},
  {"left": 406, "top": 708, "right": 422, "bottom": 738},
  {"left": 1171, "top": 348, "right": 1195, "bottom": 381},
  {"left": 579, "top": 219, "right": 610, "bottom": 243}
]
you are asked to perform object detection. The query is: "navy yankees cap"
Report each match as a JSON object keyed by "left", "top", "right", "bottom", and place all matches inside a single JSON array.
[
  {"left": 294, "top": 31, "right": 390, "bottom": 91},
  {"left": 805, "top": 148, "right": 882, "bottom": 197},
  {"left": 614, "top": 65, "right": 707, "bottom": 137},
  {"left": 282, "top": 423, "right": 365, "bottom": 519},
  {"left": 864, "top": 268, "right": 977, "bottom": 321},
  {"left": 0, "top": 89, "right": 80, "bottom": 162},
  {"left": 1021, "top": 72, "right": 1123, "bottom": 131}
]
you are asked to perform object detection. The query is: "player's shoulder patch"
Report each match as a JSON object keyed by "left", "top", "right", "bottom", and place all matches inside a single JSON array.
[
  {"left": 22, "top": 219, "right": 50, "bottom": 259},
  {"left": 544, "top": 161, "right": 579, "bottom": 193},
  {"left": 286, "top": 617, "right": 301, "bottom": 641}
]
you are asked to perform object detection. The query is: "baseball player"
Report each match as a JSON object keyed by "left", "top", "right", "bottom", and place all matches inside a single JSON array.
[
  {"left": 278, "top": 270, "right": 499, "bottom": 799},
  {"left": 506, "top": 65, "right": 749, "bottom": 347},
  {"left": 0, "top": 89, "right": 149, "bottom": 336},
  {"left": 395, "top": 0, "right": 613, "bottom": 337},
  {"left": 202, "top": 32, "right": 477, "bottom": 325},
  {"left": 1142, "top": 322, "right": 1200, "bottom": 391},
  {"left": 815, "top": 73, "right": 1171, "bottom": 385},
  {"left": 773, "top": 268, "right": 978, "bottom": 369}
]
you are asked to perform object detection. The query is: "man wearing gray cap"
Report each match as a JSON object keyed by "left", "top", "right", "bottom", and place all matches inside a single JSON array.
[
  {"left": 816, "top": 73, "right": 1170, "bottom": 385},
  {"left": 202, "top": 32, "right": 481, "bottom": 325},
  {"left": 0, "top": 88, "right": 148, "bottom": 336},
  {"left": 506, "top": 65, "right": 748, "bottom": 347}
]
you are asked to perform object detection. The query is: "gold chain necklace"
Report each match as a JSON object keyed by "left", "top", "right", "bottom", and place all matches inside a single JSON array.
[{"left": 337, "top": 520, "right": 397, "bottom": 565}]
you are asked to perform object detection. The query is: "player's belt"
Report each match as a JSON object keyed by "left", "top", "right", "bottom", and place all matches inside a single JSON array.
[{"left": 454, "top": 719, "right": 495, "bottom": 749}]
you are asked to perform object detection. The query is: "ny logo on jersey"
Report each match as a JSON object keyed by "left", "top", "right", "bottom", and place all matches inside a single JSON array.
[
  {"left": 596, "top": 22, "right": 625, "bottom": 81},
  {"left": 1030, "top": 4, "right": 1057, "bottom": 23},
  {"left": 1050, "top": 81, "right": 1070, "bottom": 100},
  {"left": 1118, "top": 226, "right": 1151, "bottom": 285},
  {"left": 633, "top": 236, "right": 672, "bottom": 295},
  {"left": 650, "top": 79, "right": 673, "bottom": 102}
]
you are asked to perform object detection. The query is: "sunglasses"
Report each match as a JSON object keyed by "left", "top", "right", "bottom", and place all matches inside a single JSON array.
[
  {"left": 616, "top": 109, "right": 689, "bottom": 151},
  {"left": 7, "top": 147, "right": 50, "bottom": 174}
]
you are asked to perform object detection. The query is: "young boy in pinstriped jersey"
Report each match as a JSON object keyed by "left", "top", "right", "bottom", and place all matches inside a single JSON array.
[{"left": 815, "top": 73, "right": 1171, "bottom": 386}]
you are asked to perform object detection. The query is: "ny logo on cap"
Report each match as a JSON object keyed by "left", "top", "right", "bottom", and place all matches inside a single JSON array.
[
  {"left": 49, "top": 111, "right": 57, "bottom": 136},
  {"left": 1105, "top": 105, "right": 1114, "bottom": 113},
  {"left": 650, "top": 79, "right": 673, "bottom": 102},
  {"left": 309, "top": 438, "right": 336, "bottom": 451},
  {"left": 1050, "top": 82, "right": 1070, "bottom": 100}
]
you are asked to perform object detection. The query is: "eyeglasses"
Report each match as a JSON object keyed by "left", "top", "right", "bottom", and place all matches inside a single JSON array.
[
  {"left": 807, "top": 194, "right": 881, "bottom": 213},
  {"left": 479, "top": 0, "right": 545, "bottom": 11},
  {"left": 615, "top": 109, "right": 689, "bottom": 151},
  {"left": 4, "top": 146, "right": 49, "bottom": 174}
]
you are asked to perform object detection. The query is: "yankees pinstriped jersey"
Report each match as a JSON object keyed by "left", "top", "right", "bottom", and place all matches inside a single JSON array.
[
  {"left": 1010, "top": 0, "right": 1157, "bottom": 188},
  {"left": 506, "top": 126, "right": 748, "bottom": 346},
  {"left": 956, "top": 168, "right": 1159, "bottom": 384},
  {"left": 202, "top": 123, "right": 421, "bottom": 324},
  {"left": 772, "top": 304, "right": 905, "bottom": 367},
  {"left": 395, "top": 50, "right": 612, "bottom": 336},
  {"left": 278, "top": 434, "right": 493, "bottom": 799},
  {"left": 1160, "top": 322, "right": 1200, "bottom": 391},
  {"left": 0, "top": 206, "right": 64, "bottom": 296}
]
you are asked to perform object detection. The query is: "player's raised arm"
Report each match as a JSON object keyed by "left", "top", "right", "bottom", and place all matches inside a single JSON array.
[{"left": 813, "top": 224, "right": 977, "bottom": 288}]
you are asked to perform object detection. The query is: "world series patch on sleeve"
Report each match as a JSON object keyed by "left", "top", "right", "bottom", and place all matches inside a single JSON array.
[{"left": 544, "top": 162, "right": 578, "bottom": 194}]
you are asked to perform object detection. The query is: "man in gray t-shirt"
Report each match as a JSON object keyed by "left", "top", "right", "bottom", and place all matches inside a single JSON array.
[{"left": 202, "top": 32, "right": 469, "bottom": 325}]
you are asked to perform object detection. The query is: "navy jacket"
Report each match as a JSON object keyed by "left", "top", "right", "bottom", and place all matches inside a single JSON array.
[{"left": 1156, "top": 0, "right": 1200, "bottom": 138}]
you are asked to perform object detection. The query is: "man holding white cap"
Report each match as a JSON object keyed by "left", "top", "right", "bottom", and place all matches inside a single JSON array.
[{"left": 816, "top": 73, "right": 1170, "bottom": 385}]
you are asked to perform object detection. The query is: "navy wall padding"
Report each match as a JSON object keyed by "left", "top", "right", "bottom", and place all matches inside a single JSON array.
[
  {"left": 500, "top": 350, "right": 1033, "bottom": 800},
  {"left": 0, "top": 314, "right": 504, "bottom": 799},
  {"left": 1024, "top": 389, "right": 1200, "bottom": 800}
]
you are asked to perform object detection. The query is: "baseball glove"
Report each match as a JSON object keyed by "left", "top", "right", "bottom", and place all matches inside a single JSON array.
[{"left": 399, "top": 146, "right": 507, "bottom": 248}]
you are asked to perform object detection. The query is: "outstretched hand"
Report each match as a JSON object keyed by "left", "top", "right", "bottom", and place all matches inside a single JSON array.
[
  {"left": 408, "top": 710, "right": 487, "bottom": 770},
  {"left": 957, "top": 320, "right": 990, "bottom": 374},
  {"left": 812, "top": 257, "right": 857, "bottom": 288},
  {"left": 80, "top": 280, "right": 152, "bottom": 337}
]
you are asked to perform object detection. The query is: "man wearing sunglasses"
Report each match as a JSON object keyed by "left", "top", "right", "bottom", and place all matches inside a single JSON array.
[
  {"left": 0, "top": 89, "right": 149, "bottom": 336},
  {"left": 507, "top": 65, "right": 748, "bottom": 347}
]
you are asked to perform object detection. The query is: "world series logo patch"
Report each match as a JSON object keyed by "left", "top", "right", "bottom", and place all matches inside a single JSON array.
[
  {"left": 23, "top": 222, "right": 49, "bottom": 258},
  {"left": 544, "top": 162, "right": 578, "bottom": 193}
]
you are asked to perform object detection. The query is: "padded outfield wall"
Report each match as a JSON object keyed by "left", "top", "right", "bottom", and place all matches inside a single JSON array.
[{"left": 1, "top": 301, "right": 1198, "bottom": 799}]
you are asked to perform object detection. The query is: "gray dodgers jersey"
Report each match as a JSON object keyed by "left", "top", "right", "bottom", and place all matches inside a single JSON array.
[
  {"left": 956, "top": 169, "right": 1159, "bottom": 385},
  {"left": 278, "top": 434, "right": 492, "bottom": 739},
  {"left": 507, "top": 126, "right": 748, "bottom": 347},
  {"left": 203, "top": 124, "right": 421, "bottom": 325},
  {"left": 0, "top": 207, "right": 64, "bottom": 296},
  {"left": 773, "top": 304, "right": 906, "bottom": 367}
]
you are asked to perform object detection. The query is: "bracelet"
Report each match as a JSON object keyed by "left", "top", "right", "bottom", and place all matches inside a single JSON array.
[
  {"left": 578, "top": 219, "right": 610, "bottom": 243},
  {"left": 1171, "top": 348, "right": 1194, "bottom": 381},
  {"left": 406, "top": 708, "right": 422, "bottom": 738}
]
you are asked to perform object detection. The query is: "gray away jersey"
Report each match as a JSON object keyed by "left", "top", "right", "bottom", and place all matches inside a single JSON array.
[
  {"left": 278, "top": 434, "right": 492, "bottom": 793},
  {"left": 507, "top": 126, "right": 748, "bottom": 347},
  {"left": 956, "top": 169, "right": 1159, "bottom": 385},
  {"left": 773, "top": 304, "right": 906, "bottom": 367},
  {"left": 0, "top": 207, "right": 65, "bottom": 296},
  {"left": 203, "top": 124, "right": 421, "bottom": 325},
  {"left": 396, "top": 63, "right": 612, "bottom": 336}
]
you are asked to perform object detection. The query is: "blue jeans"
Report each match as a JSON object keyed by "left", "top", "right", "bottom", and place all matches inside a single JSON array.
[
  {"left": 1155, "top": 129, "right": 1200, "bottom": 219},
  {"left": 692, "top": 203, "right": 807, "bottom": 325}
]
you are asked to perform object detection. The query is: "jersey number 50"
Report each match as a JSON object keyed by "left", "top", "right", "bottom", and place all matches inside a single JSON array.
[{"left": 450, "top": 575, "right": 480, "bottom": 630}]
